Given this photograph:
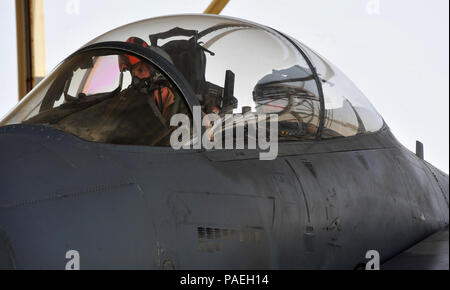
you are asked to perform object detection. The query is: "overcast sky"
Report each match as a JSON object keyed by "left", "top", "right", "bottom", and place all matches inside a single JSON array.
[{"left": 1, "top": 0, "right": 448, "bottom": 172}]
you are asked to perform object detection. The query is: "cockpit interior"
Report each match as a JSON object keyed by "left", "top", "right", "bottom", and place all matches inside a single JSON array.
[{"left": 0, "top": 15, "right": 384, "bottom": 148}]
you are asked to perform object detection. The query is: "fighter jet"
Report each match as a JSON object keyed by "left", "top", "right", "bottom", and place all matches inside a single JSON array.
[{"left": 0, "top": 14, "right": 448, "bottom": 270}]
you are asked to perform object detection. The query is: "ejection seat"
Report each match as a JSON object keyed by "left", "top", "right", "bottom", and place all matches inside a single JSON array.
[{"left": 149, "top": 27, "right": 237, "bottom": 115}]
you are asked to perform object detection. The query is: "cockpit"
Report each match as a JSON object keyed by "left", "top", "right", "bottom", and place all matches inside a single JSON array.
[{"left": 0, "top": 14, "right": 384, "bottom": 147}]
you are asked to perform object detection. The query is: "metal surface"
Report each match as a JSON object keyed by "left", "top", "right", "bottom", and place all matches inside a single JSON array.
[
  {"left": 383, "top": 227, "right": 449, "bottom": 270},
  {"left": 416, "top": 141, "right": 424, "bottom": 160},
  {"left": 30, "top": 0, "right": 46, "bottom": 86},
  {"left": 15, "top": 0, "right": 46, "bottom": 100},
  {"left": 0, "top": 122, "right": 447, "bottom": 269},
  {"left": 15, "top": 0, "right": 33, "bottom": 99},
  {"left": 204, "top": 0, "right": 230, "bottom": 15}
]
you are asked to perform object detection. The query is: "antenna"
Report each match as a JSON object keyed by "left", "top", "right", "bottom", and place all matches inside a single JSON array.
[{"left": 416, "top": 141, "right": 424, "bottom": 160}]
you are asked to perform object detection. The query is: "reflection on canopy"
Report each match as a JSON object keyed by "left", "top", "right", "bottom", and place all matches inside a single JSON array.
[
  {"left": 1, "top": 50, "right": 190, "bottom": 147},
  {"left": 0, "top": 15, "right": 384, "bottom": 146}
]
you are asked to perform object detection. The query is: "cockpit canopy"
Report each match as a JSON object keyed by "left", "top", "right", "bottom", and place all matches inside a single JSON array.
[{"left": 0, "top": 14, "right": 384, "bottom": 146}]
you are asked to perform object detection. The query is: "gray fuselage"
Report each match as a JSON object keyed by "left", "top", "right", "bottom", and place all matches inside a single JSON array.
[{"left": 0, "top": 124, "right": 448, "bottom": 269}]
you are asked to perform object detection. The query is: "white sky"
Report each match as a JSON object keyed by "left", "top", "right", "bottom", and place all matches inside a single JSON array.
[{"left": 0, "top": 0, "right": 448, "bottom": 172}]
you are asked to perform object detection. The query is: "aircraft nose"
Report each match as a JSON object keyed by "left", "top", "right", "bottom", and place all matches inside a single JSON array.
[
  {"left": 0, "top": 130, "right": 22, "bottom": 270},
  {"left": 0, "top": 126, "right": 159, "bottom": 269},
  {"left": 0, "top": 127, "right": 71, "bottom": 207}
]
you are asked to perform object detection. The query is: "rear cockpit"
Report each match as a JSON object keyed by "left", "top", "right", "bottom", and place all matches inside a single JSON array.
[{"left": 0, "top": 14, "right": 384, "bottom": 147}]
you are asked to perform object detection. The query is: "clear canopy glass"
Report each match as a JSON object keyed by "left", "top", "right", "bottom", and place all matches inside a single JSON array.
[
  {"left": 1, "top": 50, "right": 190, "bottom": 146},
  {"left": 0, "top": 14, "right": 384, "bottom": 146},
  {"left": 291, "top": 39, "right": 385, "bottom": 136}
]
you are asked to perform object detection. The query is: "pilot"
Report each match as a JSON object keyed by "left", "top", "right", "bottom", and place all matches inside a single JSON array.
[
  {"left": 121, "top": 37, "right": 220, "bottom": 140},
  {"left": 26, "top": 37, "right": 188, "bottom": 147},
  {"left": 119, "top": 37, "right": 176, "bottom": 120}
]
